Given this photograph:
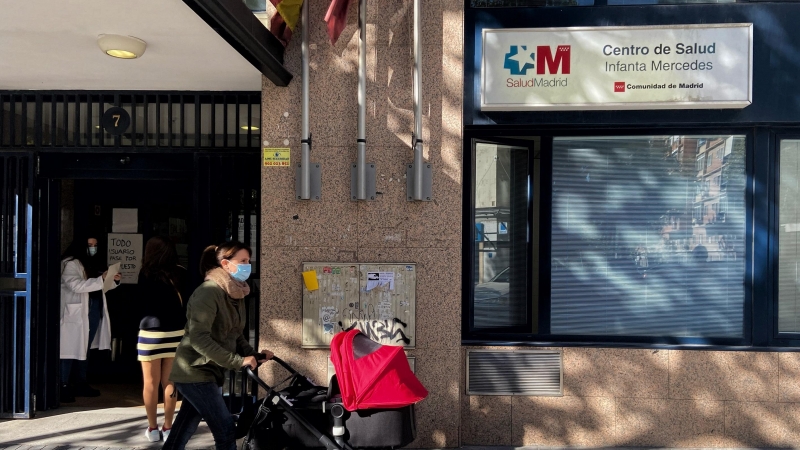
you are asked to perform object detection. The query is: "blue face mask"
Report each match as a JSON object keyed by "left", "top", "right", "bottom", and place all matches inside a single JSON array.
[
  {"left": 88, "top": 247, "right": 97, "bottom": 256},
  {"left": 230, "top": 262, "right": 251, "bottom": 282}
]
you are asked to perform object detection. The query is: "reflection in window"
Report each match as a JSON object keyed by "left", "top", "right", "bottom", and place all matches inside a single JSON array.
[
  {"left": 779, "top": 140, "right": 800, "bottom": 333},
  {"left": 471, "top": 0, "right": 592, "bottom": 5},
  {"left": 242, "top": 0, "right": 266, "bottom": 11},
  {"left": 473, "top": 142, "right": 533, "bottom": 329},
  {"left": 551, "top": 136, "right": 746, "bottom": 337},
  {"left": 470, "top": 0, "right": 734, "bottom": 5},
  {"left": 608, "top": 0, "right": 735, "bottom": 4}
]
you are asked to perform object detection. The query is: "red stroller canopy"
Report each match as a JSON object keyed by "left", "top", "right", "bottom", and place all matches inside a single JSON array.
[{"left": 330, "top": 329, "right": 428, "bottom": 411}]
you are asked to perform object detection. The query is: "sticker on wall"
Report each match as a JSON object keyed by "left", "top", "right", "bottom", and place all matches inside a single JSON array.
[
  {"left": 366, "top": 272, "right": 395, "bottom": 291},
  {"left": 263, "top": 148, "right": 291, "bottom": 167},
  {"left": 302, "top": 270, "right": 319, "bottom": 291},
  {"left": 320, "top": 306, "right": 337, "bottom": 334}
]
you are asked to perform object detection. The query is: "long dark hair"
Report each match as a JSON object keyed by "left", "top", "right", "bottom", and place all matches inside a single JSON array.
[
  {"left": 61, "top": 233, "right": 105, "bottom": 277},
  {"left": 199, "top": 241, "right": 251, "bottom": 275},
  {"left": 141, "top": 236, "right": 181, "bottom": 287}
]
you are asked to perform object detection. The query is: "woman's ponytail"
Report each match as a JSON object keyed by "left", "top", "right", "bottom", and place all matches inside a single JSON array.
[
  {"left": 199, "top": 245, "right": 221, "bottom": 275},
  {"left": 199, "top": 241, "right": 252, "bottom": 276}
]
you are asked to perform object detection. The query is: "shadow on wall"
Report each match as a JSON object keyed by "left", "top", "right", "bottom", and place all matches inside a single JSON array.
[
  {"left": 462, "top": 348, "right": 800, "bottom": 448},
  {"left": 257, "top": 0, "right": 458, "bottom": 448},
  {"left": 458, "top": 8, "right": 800, "bottom": 449}
]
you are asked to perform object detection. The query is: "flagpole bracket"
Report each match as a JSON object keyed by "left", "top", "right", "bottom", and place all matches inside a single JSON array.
[
  {"left": 296, "top": 162, "right": 322, "bottom": 201},
  {"left": 296, "top": 132, "right": 320, "bottom": 201},
  {"left": 406, "top": 162, "right": 432, "bottom": 202},
  {"left": 406, "top": 133, "right": 432, "bottom": 202},
  {"left": 351, "top": 159, "right": 376, "bottom": 201}
]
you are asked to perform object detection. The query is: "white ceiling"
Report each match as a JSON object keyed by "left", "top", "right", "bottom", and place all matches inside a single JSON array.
[{"left": 0, "top": 0, "right": 263, "bottom": 91}]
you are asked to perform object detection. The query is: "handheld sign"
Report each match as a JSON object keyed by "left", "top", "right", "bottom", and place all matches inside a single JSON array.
[{"left": 107, "top": 233, "right": 143, "bottom": 284}]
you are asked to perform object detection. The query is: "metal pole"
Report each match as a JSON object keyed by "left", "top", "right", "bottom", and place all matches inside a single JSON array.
[
  {"left": 412, "top": 0, "right": 423, "bottom": 201},
  {"left": 357, "top": 0, "right": 367, "bottom": 200},
  {"left": 300, "top": 0, "right": 311, "bottom": 200}
]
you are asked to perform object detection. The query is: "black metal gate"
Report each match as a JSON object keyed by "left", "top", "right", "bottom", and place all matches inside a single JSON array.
[
  {"left": 194, "top": 153, "right": 261, "bottom": 413},
  {"left": 1, "top": 91, "right": 262, "bottom": 416},
  {"left": 0, "top": 152, "right": 35, "bottom": 418}
]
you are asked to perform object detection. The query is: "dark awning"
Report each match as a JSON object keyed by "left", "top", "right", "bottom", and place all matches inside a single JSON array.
[{"left": 183, "top": 0, "right": 293, "bottom": 87}]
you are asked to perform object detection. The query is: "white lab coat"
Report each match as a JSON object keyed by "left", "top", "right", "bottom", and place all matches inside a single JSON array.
[{"left": 59, "top": 258, "right": 116, "bottom": 360}]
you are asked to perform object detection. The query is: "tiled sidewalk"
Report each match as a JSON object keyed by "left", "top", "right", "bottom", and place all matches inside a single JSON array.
[
  {"left": 0, "top": 406, "right": 213, "bottom": 450},
  {"left": 1, "top": 407, "right": 789, "bottom": 450}
]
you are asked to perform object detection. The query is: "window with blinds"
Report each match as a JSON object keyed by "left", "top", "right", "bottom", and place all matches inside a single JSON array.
[
  {"left": 779, "top": 140, "right": 800, "bottom": 333},
  {"left": 550, "top": 136, "right": 746, "bottom": 337}
]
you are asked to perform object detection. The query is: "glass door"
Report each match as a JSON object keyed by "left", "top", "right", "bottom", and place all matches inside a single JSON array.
[
  {"left": 470, "top": 138, "right": 538, "bottom": 333},
  {"left": 0, "top": 152, "right": 34, "bottom": 418}
]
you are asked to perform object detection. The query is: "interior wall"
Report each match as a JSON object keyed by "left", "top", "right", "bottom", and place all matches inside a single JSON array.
[{"left": 55, "top": 178, "right": 193, "bottom": 384}]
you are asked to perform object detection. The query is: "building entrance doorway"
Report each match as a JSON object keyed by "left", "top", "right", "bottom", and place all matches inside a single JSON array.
[
  {"left": 58, "top": 177, "right": 192, "bottom": 408},
  {"left": 0, "top": 92, "right": 262, "bottom": 418},
  {"left": 34, "top": 151, "right": 261, "bottom": 414}
]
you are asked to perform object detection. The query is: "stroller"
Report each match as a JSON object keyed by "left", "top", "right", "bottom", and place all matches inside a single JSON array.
[{"left": 240, "top": 329, "right": 428, "bottom": 450}]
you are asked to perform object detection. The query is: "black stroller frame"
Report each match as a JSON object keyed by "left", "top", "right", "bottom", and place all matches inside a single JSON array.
[
  {"left": 240, "top": 357, "right": 416, "bottom": 450},
  {"left": 242, "top": 357, "right": 350, "bottom": 450}
]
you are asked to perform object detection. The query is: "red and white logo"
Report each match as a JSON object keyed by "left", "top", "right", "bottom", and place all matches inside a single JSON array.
[
  {"left": 536, "top": 45, "right": 571, "bottom": 75},
  {"left": 614, "top": 82, "right": 626, "bottom": 92}
]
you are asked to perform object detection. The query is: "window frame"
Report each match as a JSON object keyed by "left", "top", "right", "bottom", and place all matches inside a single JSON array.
[
  {"left": 771, "top": 131, "right": 800, "bottom": 346},
  {"left": 467, "top": 136, "right": 539, "bottom": 334},
  {"left": 463, "top": 126, "right": 772, "bottom": 349}
]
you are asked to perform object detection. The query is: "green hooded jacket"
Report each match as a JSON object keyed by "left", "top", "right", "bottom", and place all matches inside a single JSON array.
[{"left": 169, "top": 280, "right": 256, "bottom": 385}]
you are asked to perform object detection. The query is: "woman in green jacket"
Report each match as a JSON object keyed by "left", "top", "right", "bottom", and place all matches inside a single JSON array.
[{"left": 163, "top": 241, "right": 272, "bottom": 450}]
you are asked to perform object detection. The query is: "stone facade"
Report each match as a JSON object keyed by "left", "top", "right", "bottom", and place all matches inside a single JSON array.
[
  {"left": 462, "top": 348, "right": 800, "bottom": 447},
  {"left": 260, "top": 0, "right": 463, "bottom": 447},
  {"left": 260, "top": 1, "right": 799, "bottom": 448}
]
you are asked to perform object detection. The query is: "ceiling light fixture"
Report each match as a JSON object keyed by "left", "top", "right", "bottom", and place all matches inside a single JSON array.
[
  {"left": 241, "top": 125, "right": 259, "bottom": 131},
  {"left": 97, "top": 34, "right": 147, "bottom": 59}
]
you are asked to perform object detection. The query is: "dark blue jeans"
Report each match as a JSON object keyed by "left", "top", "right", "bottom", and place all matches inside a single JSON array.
[
  {"left": 60, "top": 296, "right": 102, "bottom": 385},
  {"left": 163, "top": 382, "right": 235, "bottom": 450}
]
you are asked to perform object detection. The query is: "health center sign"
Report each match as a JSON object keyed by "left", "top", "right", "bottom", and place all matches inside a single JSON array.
[{"left": 481, "top": 24, "right": 753, "bottom": 111}]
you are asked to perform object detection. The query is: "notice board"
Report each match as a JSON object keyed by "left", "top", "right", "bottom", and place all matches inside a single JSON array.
[{"left": 301, "top": 263, "right": 416, "bottom": 349}]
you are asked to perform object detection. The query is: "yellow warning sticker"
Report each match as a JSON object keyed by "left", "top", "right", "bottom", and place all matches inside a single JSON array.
[
  {"left": 302, "top": 270, "right": 319, "bottom": 291},
  {"left": 263, "top": 148, "right": 291, "bottom": 167}
]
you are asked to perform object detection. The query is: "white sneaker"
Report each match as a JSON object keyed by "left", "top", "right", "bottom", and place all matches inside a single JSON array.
[
  {"left": 162, "top": 427, "right": 171, "bottom": 441},
  {"left": 145, "top": 427, "right": 161, "bottom": 442}
]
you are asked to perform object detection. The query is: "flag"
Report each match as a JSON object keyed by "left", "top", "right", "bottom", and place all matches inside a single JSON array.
[
  {"left": 269, "top": 0, "right": 304, "bottom": 47},
  {"left": 324, "top": 0, "right": 353, "bottom": 45}
]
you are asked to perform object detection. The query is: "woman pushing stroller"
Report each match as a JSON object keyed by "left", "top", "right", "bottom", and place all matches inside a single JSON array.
[{"left": 163, "top": 241, "right": 273, "bottom": 450}]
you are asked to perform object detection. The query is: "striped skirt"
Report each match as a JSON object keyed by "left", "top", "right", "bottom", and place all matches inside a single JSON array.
[{"left": 137, "top": 329, "right": 184, "bottom": 361}]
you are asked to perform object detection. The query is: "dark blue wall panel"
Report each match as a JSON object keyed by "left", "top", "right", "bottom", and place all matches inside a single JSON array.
[{"left": 466, "top": 3, "right": 800, "bottom": 127}]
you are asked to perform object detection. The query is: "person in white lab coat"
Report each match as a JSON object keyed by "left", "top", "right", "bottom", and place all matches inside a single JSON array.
[{"left": 59, "top": 234, "right": 121, "bottom": 403}]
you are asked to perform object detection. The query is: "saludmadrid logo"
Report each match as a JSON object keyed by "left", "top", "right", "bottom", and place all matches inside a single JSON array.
[{"left": 504, "top": 45, "right": 571, "bottom": 88}]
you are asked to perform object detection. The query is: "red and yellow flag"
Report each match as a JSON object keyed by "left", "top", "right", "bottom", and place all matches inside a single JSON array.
[{"left": 269, "top": 0, "right": 304, "bottom": 47}]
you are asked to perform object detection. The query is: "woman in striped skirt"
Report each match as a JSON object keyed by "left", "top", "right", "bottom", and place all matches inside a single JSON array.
[{"left": 137, "top": 236, "right": 188, "bottom": 443}]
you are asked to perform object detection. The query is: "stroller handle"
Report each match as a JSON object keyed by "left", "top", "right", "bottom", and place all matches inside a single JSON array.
[
  {"left": 243, "top": 355, "right": 299, "bottom": 391},
  {"left": 268, "top": 355, "right": 298, "bottom": 375},
  {"left": 244, "top": 366, "right": 270, "bottom": 391}
]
